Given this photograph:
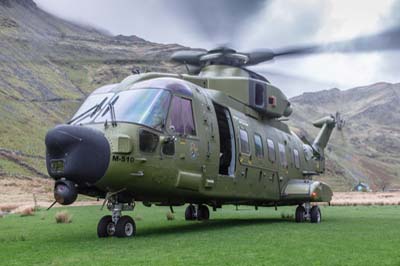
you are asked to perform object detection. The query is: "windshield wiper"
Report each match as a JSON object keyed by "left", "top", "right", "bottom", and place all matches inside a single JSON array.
[
  {"left": 102, "top": 96, "right": 119, "bottom": 127},
  {"left": 67, "top": 97, "right": 108, "bottom": 125},
  {"left": 109, "top": 102, "right": 117, "bottom": 127},
  {"left": 68, "top": 104, "right": 98, "bottom": 125}
]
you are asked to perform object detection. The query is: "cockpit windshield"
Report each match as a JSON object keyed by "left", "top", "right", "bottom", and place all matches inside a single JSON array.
[
  {"left": 70, "top": 93, "right": 114, "bottom": 125},
  {"left": 95, "top": 88, "right": 171, "bottom": 131}
]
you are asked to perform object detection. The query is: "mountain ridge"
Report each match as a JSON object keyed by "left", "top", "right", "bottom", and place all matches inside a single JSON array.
[
  {"left": 0, "top": 0, "right": 399, "bottom": 191},
  {"left": 0, "top": 0, "right": 184, "bottom": 179},
  {"left": 290, "top": 82, "right": 400, "bottom": 191}
]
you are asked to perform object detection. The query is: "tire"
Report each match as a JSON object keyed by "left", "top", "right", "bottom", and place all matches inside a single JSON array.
[
  {"left": 197, "top": 205, "right": 210, "bottom": 221},
  {"left": 97, "top": 215, "right": 115, "bottom": 238},
  {"left": 310, "top": 206, "right": 321, "bottom": 223},
  {"left": 115, "top": 216, "right": 136, "bottom": 238},
  {"left": 185, "top": 205, "right": 196, "bottom": 221},
  {"left": 295, "top": 205, "right": 306, "bottom": 223}
]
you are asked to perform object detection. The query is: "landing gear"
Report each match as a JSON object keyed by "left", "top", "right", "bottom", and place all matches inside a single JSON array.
[
  {"left": 295, "top": 205, "right": 306, "bottom": 223},
  {"left": 97, "top": 197, "right": 136, "bottom": 238},
  {"left": 185, "top": 204, "right": 210, "bottom": 221},
  {"left": 295, "top": 203, "right": 321, "bottom": 223},
  {"left": 97, "top": 215, "right": 115, "bottom": 237},
  {"left": 310, "top": 206, "right": 321, "bottom": 223},
  {"left": 185, "top": 205, "right": 196, "bottom": 220},
  {"left": 115, "top": 216, "right": 136, "bottom": 237},
  {"left": 197, "top": 204, "right": 210, "bottom": 221}
]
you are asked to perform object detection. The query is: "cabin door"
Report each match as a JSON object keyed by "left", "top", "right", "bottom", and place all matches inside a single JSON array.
[
  {"left": 214, "top": 103, "right": 236, "bottom": 177},
  {"left": 164, "top": 95, "right": 202, "bottom": 191}
]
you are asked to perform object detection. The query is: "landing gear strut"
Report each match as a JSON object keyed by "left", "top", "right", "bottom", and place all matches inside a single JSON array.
[
  {"left": 295, "top": 203, "right": 321, "bottom": 223},
  {"left": 97, "top": 198, "right": 136, "bottom": 238},
  {"left": 185, "top": 204, "right": 210, "bottom": 221}
]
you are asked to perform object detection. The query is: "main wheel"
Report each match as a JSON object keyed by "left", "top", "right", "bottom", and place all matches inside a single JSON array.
[
  {"left": 97, "top": 215, "right": 115, "bottom": 238},
  {"left": 295, "top": 205, "right": 306, "bottom": 223},
  {"left": 197, "top": 205, "right": 210, "bottom": 221},
  {"left": 115, "top": 216, "right": 136, "bottom": 238},
  {"left": 310, "top": 206, "right": 321, "bottom": 223},
  {"left": 185, "top": 205, "right": 196, "bottom": 221}
]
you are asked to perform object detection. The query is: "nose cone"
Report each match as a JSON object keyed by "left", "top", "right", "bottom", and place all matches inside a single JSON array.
[{"left": 45, "top": 125, "right": 110, "bottom": 185}]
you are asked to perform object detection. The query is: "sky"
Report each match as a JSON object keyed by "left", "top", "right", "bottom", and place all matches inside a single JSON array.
[{"left": 35, "top": 0, "right": 400, "bottom": 97}]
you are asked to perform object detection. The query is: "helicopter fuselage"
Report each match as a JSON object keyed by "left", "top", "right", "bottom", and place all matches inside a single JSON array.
[{"left": 45, "top": 69, "right": 333, "bottom": 209}]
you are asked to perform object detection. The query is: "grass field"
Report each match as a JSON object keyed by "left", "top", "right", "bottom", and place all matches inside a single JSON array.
[{"left": 0, "top": 205, "right": 399, "bottom": 266}]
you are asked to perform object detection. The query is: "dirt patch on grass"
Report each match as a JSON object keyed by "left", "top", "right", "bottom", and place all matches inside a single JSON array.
[
  {"left": 1, "top": 175, "right": 400, "bottom": 209},
  {"left": 0, "top": 175, "right": 54, "bottom": 207},
  {"left": 0, "top": 175, "right": 99, "bottom": 210},
  {"left": 330, "top": 192, "right": 400, "bottom": 206}
]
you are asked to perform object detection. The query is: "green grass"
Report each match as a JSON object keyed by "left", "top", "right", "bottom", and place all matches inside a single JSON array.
[{"left": 1, "top": 205, "right": 399, "bottom": 266}]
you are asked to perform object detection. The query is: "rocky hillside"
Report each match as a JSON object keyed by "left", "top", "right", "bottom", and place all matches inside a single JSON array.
[
  {"left": 0, "top": 0, "right": 184, "bottom": 178},
  {"left": 290, "top": 83, "right": 400, "bottom": 191},
  {"left": 1, "top": 0, "right": 398, "bottom": 192}
]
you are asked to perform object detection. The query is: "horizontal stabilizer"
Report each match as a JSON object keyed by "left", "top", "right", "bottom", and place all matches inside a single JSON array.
[{"left": 313, "top": 116, "right": 335, "bottom": 128}]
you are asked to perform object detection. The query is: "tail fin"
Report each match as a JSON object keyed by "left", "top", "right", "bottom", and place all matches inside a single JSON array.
[
  {"left": 310, "top": 115, "right": 336, "bottom": 173},
  {"left": 312, "top": 116, "right": 336, "bottom": 153}
]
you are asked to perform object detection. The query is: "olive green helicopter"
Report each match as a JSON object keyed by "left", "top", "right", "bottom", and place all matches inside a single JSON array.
[{"left": 45, "top": 27, "right": 400, "bottom": 238}]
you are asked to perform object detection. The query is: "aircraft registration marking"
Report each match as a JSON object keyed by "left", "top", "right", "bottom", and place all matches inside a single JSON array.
[{"left": 112, "top": 155, "right": 135, "bottom": 163}]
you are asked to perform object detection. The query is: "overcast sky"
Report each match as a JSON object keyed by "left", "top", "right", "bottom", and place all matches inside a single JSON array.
[{"left": 35, "top": 0, "right": 400, "bottom": 97}]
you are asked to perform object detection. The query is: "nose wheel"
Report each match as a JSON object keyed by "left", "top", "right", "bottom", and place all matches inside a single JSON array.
[
  {"left": 97, "top": 215, "right": 115, "bottom": 237},
  {"left": 115, "top": 216, "right": 136, "bottom": 237},
  {"left": 97, "top": 198, "right": 136, "bottom": 238}
]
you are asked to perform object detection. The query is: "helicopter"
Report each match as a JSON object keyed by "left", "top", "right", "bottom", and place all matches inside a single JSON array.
[{"left": 45, "top": 27, "right": 400, "bottom": 238}]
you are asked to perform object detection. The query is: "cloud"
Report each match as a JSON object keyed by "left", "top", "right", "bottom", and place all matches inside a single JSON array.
[
  {"left": 35, "top": 0, "right": 400, "bottom": 96},
  {"left": 239, "top": 0, "right": 329, "bottom": 49},
  {"left": 250, "top": 0, "right": 400, "bottom": 96},
  {"left": 163, "top": 0, "right": 268, "bottom": 47}
]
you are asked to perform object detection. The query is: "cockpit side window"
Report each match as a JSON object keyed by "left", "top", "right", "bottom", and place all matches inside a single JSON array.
[{"left": 168, "top": 96, "right": 196, "bottom": 136}]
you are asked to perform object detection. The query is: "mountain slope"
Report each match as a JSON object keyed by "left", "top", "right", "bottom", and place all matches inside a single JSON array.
[
  {"left": 1, "top": 1, "right": 398, "bottom": 192},
  {"left": 0, "top": 0, "right": 184, "bottom": 177},
  {"left": 290, "top": 82, "right": 400, "bottom": 191}
]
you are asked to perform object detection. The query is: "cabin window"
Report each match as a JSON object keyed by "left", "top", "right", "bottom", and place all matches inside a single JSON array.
[
  {"left": 239, "top": 129, "right": 250, "bottom": 154},
  {"left": 267, "top": 139, "right": 276, "bottom": 162},
  {"left": 278, "top": 143, "right": 288, "bottom": 168},
  {"left": 169, "top": 96, "right": 196, "bottom": 136},
  {"left": 255, "top": 84, "right": 264, "bottom": 107},
  {"left": 254, "top": 134, "right": 264, "bottom": 158},
  {"left": 293, "top": 149, "right": 300, "bottom": 169},
  {"left": 139, "top": 129, "right": 159, "bottom": 153}
]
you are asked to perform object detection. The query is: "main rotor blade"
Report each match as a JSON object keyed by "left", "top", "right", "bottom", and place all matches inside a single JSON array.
[
  {"left": 275, "top": 26, "right": 400, "bottom": 56},
  {"left": 170, "top": 50, "right": 207, "bottom": 65},
  {"left": 246, "top": 26, "right": 400, "bottom": 65}
]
